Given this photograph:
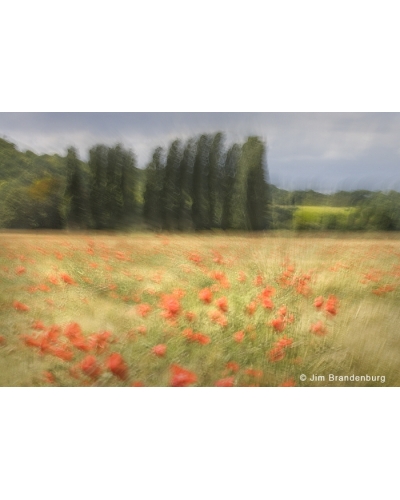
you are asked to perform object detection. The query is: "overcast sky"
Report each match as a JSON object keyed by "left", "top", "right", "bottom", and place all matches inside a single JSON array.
[{"left": 1, "top": 112, "right": 399, "bottom": 192}]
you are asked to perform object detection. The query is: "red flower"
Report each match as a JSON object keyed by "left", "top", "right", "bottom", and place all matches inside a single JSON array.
[
  {"left": 160, "top": 295, "right": 181, "bottom": 319},
  {"left": 88, "top": 331, "right": 111, "bottom": 352},
  {"left": 15, "top": 266, "right": 26, "bottom": 275},
  {"left": 106, "top": 353, "right": 128, "bottom": 380},
  {"left": 188, "top": 252, "right": 202, "bottom": 263},
  {"left": 215, "top": 376, "right": 235, "bottom": 387},
  {"left": 60, "top": 273, "right": 76, "bottom": 285},
  {"left": 314, "top": 296, "right": 324, "bottom": 308},
  {"left": 170, "top": 364, "right": 197, "bottom": 387},
  {"left": 48, "top": 345, "right": 74, "bottom": 361},
  {"left": 245, "top": 368, "right": 263, "bottom": 378},
  {"left": 261, "top": 298, "right": 274, "bottom": 309},
  {"left": 32, "top": 320, "right": 46, "bottom": 330},
  {"left": 325, "top": 295, "right": 338, "bottom": 315},
  {"left": 268, "top": 347, "right": 285, "bottom": 362},
  {"left": 131, "top": 381, "right": 145, "bottom": 387},
  {"left": 276, "top": 335, "right": 293, "bottom": 348},
  {"left": 43, "top": 371, "right": 55, "bottom": 384},
  {"left": 270, "top": 317, "right": 285, "bottom": 333},
  {"left": 246, "top": 301, "right": 257, "bottom": 315},
  {"left": 279, "top": 378, "right": 296, "bottom": 387},
  {"left": 80, "top": 355, "right": 102, "bottom": 379},
  {"left": 0, "top": 335, "right": 6, "bottom": 346},
  {"left": 215, "top": 296, "right": 228, "bottom": 312},
  {"left": 226, "top": 361, "right": 240, "bottom": 372},
  {"left": 13, "top": 300, "right": 30, "bottom": 311},
  {"left": 152, "top": 344, "right": 167, "bottom": 357},
  {"left": 233, "top": 330, "right": 245, "bottom": 343},
  {"left": 310, "top": 320, "right": 327, "bottom": 336},
  {"left": 137, "top": 303, "right": 152, "bottom": 317},
  {"left": 199, "top": 288, "right": 213, "bottom": 304}
]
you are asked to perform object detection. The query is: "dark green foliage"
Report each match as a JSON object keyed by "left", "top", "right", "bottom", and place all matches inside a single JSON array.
[
  {"left": 143, "top": 147, "right": 165, "bottom": 228},
  {"left": 177, "top": 139, "right": 195, "bottom": 231},
  {"left": 161, "top": 139, "right": 182, "bottom": 230},
  {"left": 64, "top": 147, "right": 87, "bottom": 229},
  {"left": 89, "top": 145, "right": 108, "bottom": 228},
  {"left": 191, "top": 135, "right": 211, "bottom": 230},
  {"left": 221, "top": 144, "right": 240, "bottom": 230},
  {"left": 207, "top": 132, "right": 224, "bottom": 228}
]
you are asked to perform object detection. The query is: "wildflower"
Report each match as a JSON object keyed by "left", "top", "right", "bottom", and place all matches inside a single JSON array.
[
  {"left": 261, "top": 297, "right": 274, "bottom": 309},
  {"left": 199, "top": 288, "right": 213, "bottom": 304},
  {"left": 170, "top": 364, "right": 197, "bottom": 387},
  {"left": 268, "top": 347, "right": 285, "bottom": 362},
  {"left": 160, "top": 294, "right": 181, "bottom": 319},
  {"left": 32, "top": 320, "right": 46, "bottom": 330},
  {"left": 254, "top": 274, "right": 263, "bottom": 286},
  {"left": 137, "top": 303, "right": 152, "bottom": 317},
  {"left": 48, "top": 345, "right": 74, "bottom": 361},
  {"left": 43, "top": 371, "right": 55, "bottom": 384},
  {"left": 131, "top": 381, "right": 144, "bottom": 387},
  {"left": 80, "top": 355, "right": 102, "bottom": 379},
  {"left": 215, "top": 296, "right": 228, "bottom": 312},
  {"left": 270, "top": 317, "right": 285, "bottom": 333},
  {"left": 226, "top": 361, "right": 240, "bottom": 373},
  {"left": 215, "top": 376, "right": 235, "bottom": 387},
  {"left": 233, "top": 330, "right": 245, "bottom": 343},
  {"left": 310, "top": 320, "right": 327, "bottom": 336},
  {"left": 13, "top": 301, "right": 30, "bottom": 311},
  {"left": 246, "top": 302, "right": 257, "bottom": 315},
  {"left": 314, "top": 296, "right": 324, "bottom": 308},
  {"left": 279, "top": 378, "right": 296, "bottom": 387},
  {"left": 325, "top": 295, "right": 338, "bottom": 315},
  {"left": 15, "top": 266, "right": 26, "bottom": 275},
  {"left": 60, "top": 273, "right": 76, "bottom": 285},
  {"left": 0, "top": 335, "right": 6, "bottom": 346},
  {"left": 276, "top": 336, "right": 293, "bottom": 349},
  {"left": 88, "top": 331, "right": 111, "bottom": 352},
  {"left": 152, "top": 344, "right": 167, "bottom": 357},
  {"left": 106, "top": 353, "right": 128, "bottom": 380},
  {"left": 188, "top": 252, "right": 202, "bottom": 264}
]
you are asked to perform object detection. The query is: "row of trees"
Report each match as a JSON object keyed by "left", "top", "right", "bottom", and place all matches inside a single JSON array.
[
  {"left": 64, "top": 144, "right": 137, "bottom": 229},
  {"left": 142, "top": 134, "right": 269, "bottom": 231}
]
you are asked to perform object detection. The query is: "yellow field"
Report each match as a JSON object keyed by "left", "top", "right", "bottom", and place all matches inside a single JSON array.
[{"left": 1, "top": 231, "right": 400, "bottom": 386}]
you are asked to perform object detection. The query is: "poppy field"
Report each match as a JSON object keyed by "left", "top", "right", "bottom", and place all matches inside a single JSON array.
[{"left": 1, "top": 231, "right": 400, "bottom": 387}]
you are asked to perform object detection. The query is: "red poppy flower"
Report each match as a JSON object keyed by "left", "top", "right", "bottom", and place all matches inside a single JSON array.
[
  {"left": 43, "top": 371, "right": 55, "bottom": 384},
  {"left": 32, "top": 320, "right": 46, "bottom": 330},
  {"left": 268, "top": 347, "right": 285, "bottom": 362},
  {"left": 48, "top": 345, "right": 74, "bottom": 361},
  {"left": 15, "top": 266, "right": 26, "bottom": 275},
  {"left": 13, "top": 301, "right": 30, "bottom": 311},
  {"left": 325, "top": 295, "right": 338, "bottom": 315},
  {"left": 80, "top": 355, "right": 102, "bottom": 379},
  {"left": 279, "top": 378, "right": 296, "bottom": 387},
  {"left": 0, "top": 335, "right": 6, "bottom": 346},
  {"left": 215, "top": 296, "right": 228, "bottom": 312},
  {"left": 226, "top": 361, "right": 240, "bottom": 373},
  {"left": 60, "top": 273, "right": 76, "bottom": 285},
  {"left": 160, "top": 295, "right": 181, "bottom": 319},
  {"left": 314, "top": 296, "right": 324, "bottom": 308},
  {"left": 310, "top": 320, "right": 327, "bottom": 336},
  {"left": 170, "top": 364, "right": 197, "bottom": 387},
  {"left": 137, "top": 303, "right": 152, "bottom": 317},
  {"left": 276, "top": 335, "right": 293, "bottom": 348},
  {"left": 199, "top": 288, "right": 213, "bottom": 304},
  {"left": 152, "top": 344, "right": 167, "bottom": 357},
  {"left": 215, "top": 376, "right": 235, "bottom": 387},
  {"left": 245, "top": 368, "right": 263, "bottom": 378},
  {"left": 270, "top": 317, "right": 285, "bottom": 333},
  {"left": 106, "top": 353, "right": 128, "bottom": 380},
  {"left": 233, "top": 330, "right": 245, "bottom": 343},
  {"left": 246, "top": 301, "right": 257, "bottom": 315}
]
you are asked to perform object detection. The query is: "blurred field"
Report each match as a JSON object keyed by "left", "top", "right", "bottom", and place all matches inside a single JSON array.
[{"left": 1, "top": 230, "right": 400, "bottom": 387}]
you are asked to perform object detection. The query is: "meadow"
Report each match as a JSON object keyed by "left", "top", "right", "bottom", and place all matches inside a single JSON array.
[{"left": 1, "top": 230, "right": 399, "bottom": 387}]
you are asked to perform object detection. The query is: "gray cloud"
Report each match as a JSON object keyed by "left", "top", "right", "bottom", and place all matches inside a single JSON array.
[{"left": 1, "top": 112, "right": 399, "bottom": 192}]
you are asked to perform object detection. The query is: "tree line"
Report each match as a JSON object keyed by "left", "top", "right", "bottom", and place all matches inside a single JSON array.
[
  {"left": 9, "top": 132, "right": 268, "bottom": 231},
  {"left": 1, "top": 134, "right": 399, "bottom": 231}
]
